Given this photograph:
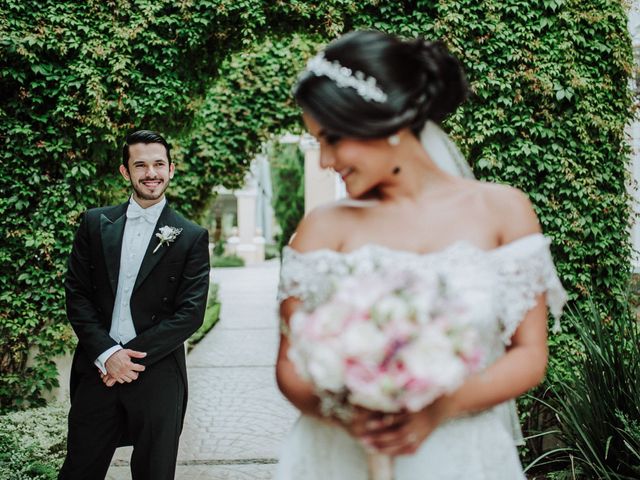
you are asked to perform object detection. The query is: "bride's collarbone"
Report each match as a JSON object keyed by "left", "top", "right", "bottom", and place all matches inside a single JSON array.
[
  {"left": 334, "top": 215, "right": 499, "bottom": 255},
  {"left": 325, "top": 190, "right": 502, "bottom": 255}
]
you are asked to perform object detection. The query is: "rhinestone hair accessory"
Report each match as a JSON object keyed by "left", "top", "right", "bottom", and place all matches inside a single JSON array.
[{"left": 304, "top": 52, "right": 388, "bottom": 103}]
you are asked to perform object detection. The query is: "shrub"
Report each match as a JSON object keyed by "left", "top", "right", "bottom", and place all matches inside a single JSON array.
[
  {"left": 265, "top": 243, "right": 281, "bottom": 260},
  {"left": 188, "top": 282, "right": 221, "bottom": 350},
  {"left": 211, "top": 255, "right": 245, "bottom": 268},
  {"left": 0, "top": 403, "right": 67, "bottom": 479}
]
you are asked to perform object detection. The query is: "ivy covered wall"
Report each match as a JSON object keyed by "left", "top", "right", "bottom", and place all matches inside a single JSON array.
[{"left": 0, "top": 0, "right": 633, "bottom": 419}]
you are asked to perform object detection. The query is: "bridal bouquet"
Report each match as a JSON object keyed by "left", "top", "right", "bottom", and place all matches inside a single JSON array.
[{"left": 287, "top": 267, "right": 484, "bottom": 480}]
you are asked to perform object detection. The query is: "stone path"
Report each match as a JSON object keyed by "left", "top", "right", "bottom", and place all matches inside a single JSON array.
[{"left": 107, "top": 260, "right": 298, "bottom": 479}]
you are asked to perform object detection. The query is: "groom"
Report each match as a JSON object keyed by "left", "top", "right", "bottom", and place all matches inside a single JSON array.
[{"left": 59, "top": 130, "right": 210, "bottom": 480}]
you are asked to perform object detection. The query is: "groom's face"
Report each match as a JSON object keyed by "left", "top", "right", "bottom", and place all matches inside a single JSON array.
[{"left": 119, "top": 142, "right": 174, "bottom": 205}]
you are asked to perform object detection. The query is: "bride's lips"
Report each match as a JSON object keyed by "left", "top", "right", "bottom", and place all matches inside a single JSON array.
[{"left": 338, "top": 168, "right": 353, "bottom": 181}]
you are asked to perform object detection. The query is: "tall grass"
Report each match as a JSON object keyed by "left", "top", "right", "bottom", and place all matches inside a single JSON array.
[{"left": 530, "top": 298, "right": 640, "bottom": 479}]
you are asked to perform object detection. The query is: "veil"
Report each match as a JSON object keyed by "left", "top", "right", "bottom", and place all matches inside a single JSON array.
[
  {"left": 421, "top": 121, "right": 527, "bottom": 446},
  {"left": 419, "top": 121, "right": 475, "bottom": 179}
]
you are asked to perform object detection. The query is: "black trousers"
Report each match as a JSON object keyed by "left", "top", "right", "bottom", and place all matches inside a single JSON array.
[{"left": 58, "top": 355, "right": 184, "bottom": 480}]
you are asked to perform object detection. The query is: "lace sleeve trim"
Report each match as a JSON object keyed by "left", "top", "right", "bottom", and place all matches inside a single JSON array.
[
  {"left": 277, "top": 247, "right": 347, "bottom": 305},
  {"left": 277, "top": 247, "right": 308, "bottom": 304},
  {"left": 495, "top": 236, "right": 567, "bottom": 345}
]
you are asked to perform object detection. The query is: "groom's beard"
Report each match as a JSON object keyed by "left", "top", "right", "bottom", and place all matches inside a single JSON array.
[{"left": 131, "top": 176, "right": 170, "bottom": 201}]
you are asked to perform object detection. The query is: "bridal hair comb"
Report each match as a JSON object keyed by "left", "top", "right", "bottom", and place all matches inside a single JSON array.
[{"left": 303, "top": 52, "right": 388, "bottom": 103}]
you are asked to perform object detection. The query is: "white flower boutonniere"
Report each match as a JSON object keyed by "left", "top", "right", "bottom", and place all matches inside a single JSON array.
[{"left": 153, "top": 225, "right": 183, "bottom": 254}]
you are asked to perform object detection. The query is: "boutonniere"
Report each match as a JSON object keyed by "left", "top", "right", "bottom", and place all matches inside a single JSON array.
[{"left": 153, "top": 225, "right": 183, "bottom": 254}]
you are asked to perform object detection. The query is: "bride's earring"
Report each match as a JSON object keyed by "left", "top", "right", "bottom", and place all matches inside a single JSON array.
[{"left": 388, "top": 134, "right": 400, "bottom": 146}]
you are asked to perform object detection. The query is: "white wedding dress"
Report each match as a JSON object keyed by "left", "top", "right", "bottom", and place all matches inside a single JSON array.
[{"left": 275, "top": 233, "right": 567, "bottom": 480}]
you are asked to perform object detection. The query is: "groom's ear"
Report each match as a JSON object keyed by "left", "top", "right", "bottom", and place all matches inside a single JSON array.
[
  {"left": 169, "top": 162, "right": 175, "bottom": 179},
  {"left": 119, "top": 164, "right": 131, "bottom": 180}
]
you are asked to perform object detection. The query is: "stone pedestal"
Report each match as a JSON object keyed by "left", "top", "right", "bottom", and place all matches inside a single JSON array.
[{"left": 229, "top": 189, "right": 265, "bottom": 265}]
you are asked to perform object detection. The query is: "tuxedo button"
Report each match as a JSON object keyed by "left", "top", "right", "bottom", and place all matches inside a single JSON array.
[
  {"left": 89, "top": 264, "right": 95, "bottom": 270},
  {"left": 151, "top": 314, "right": 157, "bottom": 321},
  {"left": 169, "top": 276, "right": 176, "bottom": 283},
  {"left": 97, "top": 307, "right": 102, "bottom": 313},
  {"left": 92, "top": 285, "right": 97, "bottom": 291},
  {"left": 162, "top": 297, "right": 168, "bottom": 303}
]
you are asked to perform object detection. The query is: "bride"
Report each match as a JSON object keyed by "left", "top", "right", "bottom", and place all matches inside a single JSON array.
[{"left": 275, "top": 30, "right": 566, "bottom": 479}]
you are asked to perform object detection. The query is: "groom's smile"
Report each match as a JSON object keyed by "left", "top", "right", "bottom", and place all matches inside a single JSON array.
[{"left": 140, "top": 177, "right": 164, "bottom": 193}]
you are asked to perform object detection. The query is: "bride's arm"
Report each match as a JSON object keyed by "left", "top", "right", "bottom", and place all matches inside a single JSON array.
[
  {"left": 360, "top": 186, "right": 550, "bottom": 455},
  {"left": 275, "top": 206, "right": 361, "bottom": 423},
  {"left": 276, "top": 298, "right": 323, "bottom": 417}
]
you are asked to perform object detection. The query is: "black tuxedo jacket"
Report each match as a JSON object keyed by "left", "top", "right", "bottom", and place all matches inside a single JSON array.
[{"left": 65, "top": 201, "right": 210, "bottom": 417}]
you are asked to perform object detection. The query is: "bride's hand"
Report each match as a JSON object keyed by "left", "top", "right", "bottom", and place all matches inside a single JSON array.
[
  {"left": 357, "top": 396, "right": 454, "bottom": 456},
  {"left": 329, "top": 406, "right": 379, "bottom": 435}
]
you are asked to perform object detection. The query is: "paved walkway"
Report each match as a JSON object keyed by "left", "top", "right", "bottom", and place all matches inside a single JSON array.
[{"left": 107, "top": 260, "right": 298, "bottom": 479}]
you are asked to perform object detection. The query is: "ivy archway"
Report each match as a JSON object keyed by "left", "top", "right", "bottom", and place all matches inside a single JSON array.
[{"left": 1, "top": 1, "right": 633, "bottom": 439}]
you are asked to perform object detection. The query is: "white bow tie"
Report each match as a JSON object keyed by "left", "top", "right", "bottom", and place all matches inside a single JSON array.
[{"left": 126, "top": 204, "right": 157, "bottom": 224}]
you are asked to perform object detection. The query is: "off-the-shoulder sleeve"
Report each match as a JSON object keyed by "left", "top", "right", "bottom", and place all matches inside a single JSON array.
[
  {"left": 277, "top": 247, "right": 347, "bottom": 306},
  {"left": 495, "top": 235, "right": 567, "bottom": 345},
  {"left": 277, "top": 247, "right": 312, "bottom": 303}
]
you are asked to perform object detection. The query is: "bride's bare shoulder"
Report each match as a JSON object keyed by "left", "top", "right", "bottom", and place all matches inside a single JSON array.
[
  {"left": 288, "top": 200, "right": 370, "bottom": 253},
  {"left": 477, "top": 182, "right": 542, "bottom": 242}
]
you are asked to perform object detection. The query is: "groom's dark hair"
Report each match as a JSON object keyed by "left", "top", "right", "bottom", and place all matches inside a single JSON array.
[{"left": 122, "top": 130, "right": 172, "bottom": 169}]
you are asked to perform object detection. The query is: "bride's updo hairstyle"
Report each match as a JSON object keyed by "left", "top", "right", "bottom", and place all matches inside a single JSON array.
[{"left": 294, "top": 30, "right": 469, "bottom": 140}]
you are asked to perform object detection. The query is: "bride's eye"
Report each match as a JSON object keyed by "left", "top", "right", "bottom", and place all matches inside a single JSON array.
[{"left": 325, "top": 133, "right": 342, "bottom": 145}]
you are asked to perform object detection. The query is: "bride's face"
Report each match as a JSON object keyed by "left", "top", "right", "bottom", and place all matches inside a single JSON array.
[{"left": 303, "top": 112, "right": 396, "bottom": 199}]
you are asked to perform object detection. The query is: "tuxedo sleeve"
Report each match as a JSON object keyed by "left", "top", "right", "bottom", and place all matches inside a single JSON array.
[
  {"left": 65, "top": 212, "right": 118, "bottom": 361},
  {"left": 123, "top": 228, "right": 209, "bottom": 366}
]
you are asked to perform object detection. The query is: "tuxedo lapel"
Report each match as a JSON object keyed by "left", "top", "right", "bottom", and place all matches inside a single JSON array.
[
  {"left": 133, "top": 203, "right": 175, "bottom": 293},
  {"left": 100, "top": 203, "right": 128, "bottom": 295}
]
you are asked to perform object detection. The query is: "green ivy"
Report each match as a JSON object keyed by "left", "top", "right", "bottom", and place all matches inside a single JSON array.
[
  {"left": 0, "top": 8, "right": 634, "bottom": 472},
  {"left": 268, "top": 141, "right": 306, "bottom": 252}
]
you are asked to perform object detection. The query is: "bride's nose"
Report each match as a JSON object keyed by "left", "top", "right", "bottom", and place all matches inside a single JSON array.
[{"left": 319, "top": 149, "right": 335, "bottom": 170}]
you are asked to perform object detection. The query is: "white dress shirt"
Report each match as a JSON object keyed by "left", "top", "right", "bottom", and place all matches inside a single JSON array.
[{"left": 95, "top": 196, "right": 166, "bottom": 374}]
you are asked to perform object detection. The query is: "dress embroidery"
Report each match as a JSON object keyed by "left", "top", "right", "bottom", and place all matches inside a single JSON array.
[{"left": 275, "top": 234, "right": 567, "bottom": 480}]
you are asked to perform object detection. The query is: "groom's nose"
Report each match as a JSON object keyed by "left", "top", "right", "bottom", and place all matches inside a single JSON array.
[{"left": 144, "top": 165, "right": 159, "bottom": 178}]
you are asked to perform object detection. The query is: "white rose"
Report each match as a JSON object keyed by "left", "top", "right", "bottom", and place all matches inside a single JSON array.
[
  {"left": 400, "top": 328, "right": 464, "bottom": 386},
  {"left": 307, "top": 343, "right": 346, "bottom": 392},
  {"left": 349, "top": 388, "right": 398, "bottom": 412},
  {"left": 341, "top": 321, "right": 387, "bottom": 362},
  {"left": 373, "top": 295, "right": 410, "bottom": 323}
]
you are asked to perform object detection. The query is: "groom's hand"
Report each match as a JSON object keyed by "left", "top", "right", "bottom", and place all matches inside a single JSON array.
[
  {"left": 100, "top": 372, "right": 117, "bottom": 387},
  {"left": 104, "top": 349, "right": 147, "bottom": 384}
]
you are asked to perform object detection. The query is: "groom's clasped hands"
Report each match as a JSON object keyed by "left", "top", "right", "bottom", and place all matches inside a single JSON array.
[{"left": 99, "top": 349, "right": 147, "bottom": 387}]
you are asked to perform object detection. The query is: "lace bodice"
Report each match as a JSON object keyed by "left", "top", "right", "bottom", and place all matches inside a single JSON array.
[
  {"left": 278, "top": 233, "right": 566, "bottom": 349},
  {"left": 276, "top": 234, "right": 568, "bottom": 479}
]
